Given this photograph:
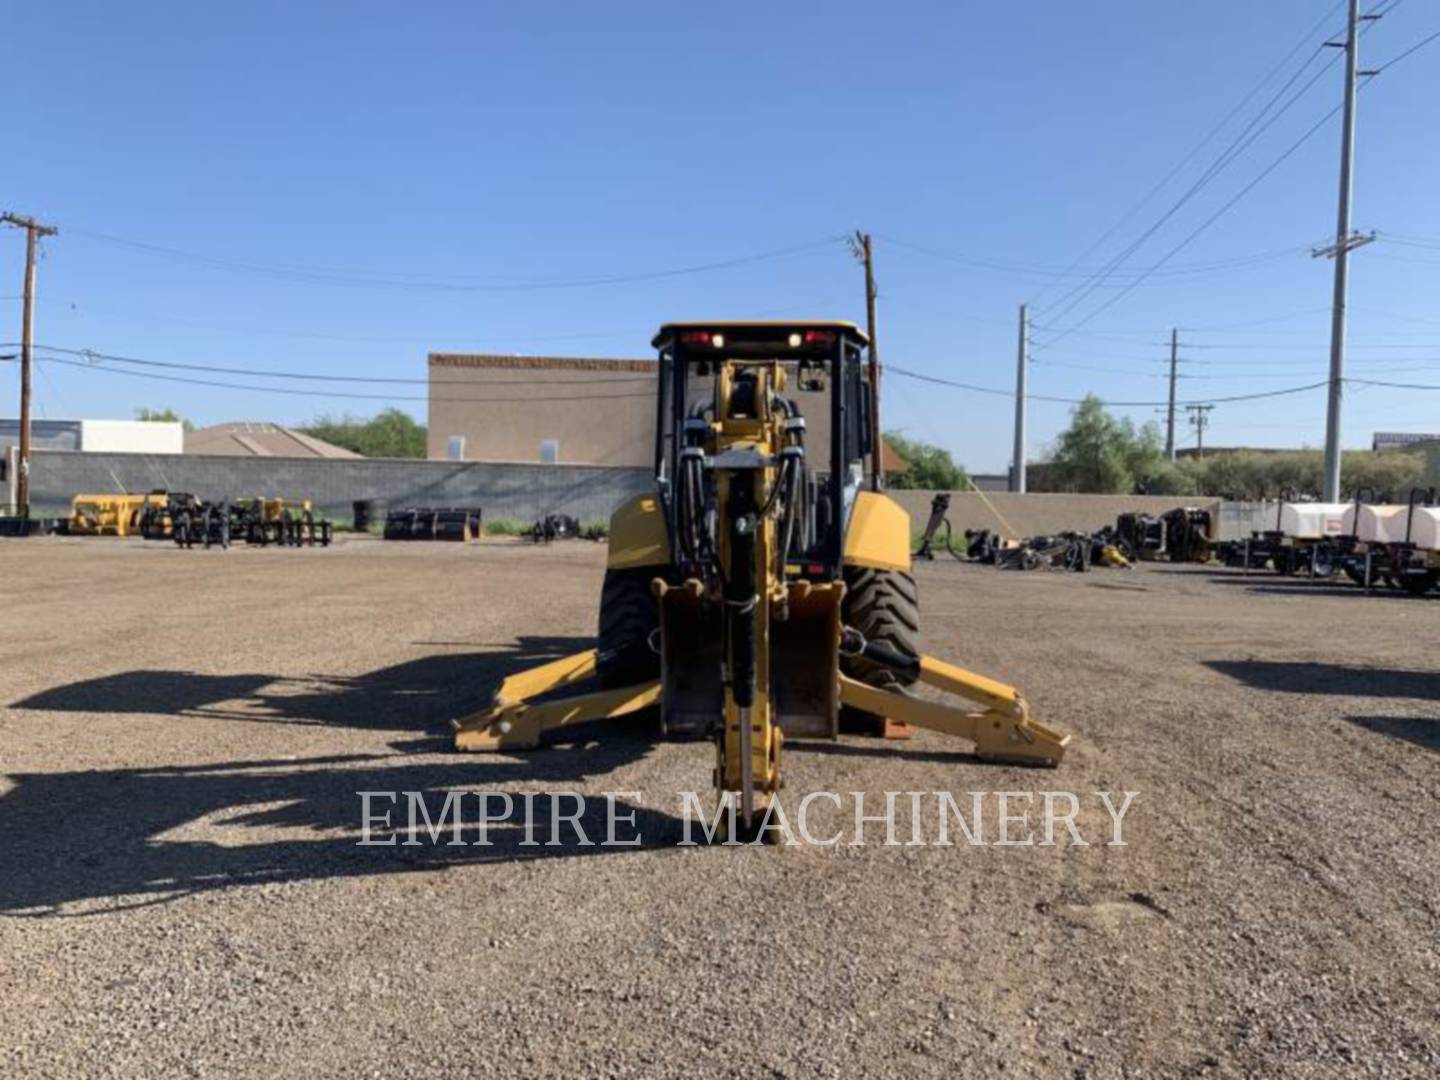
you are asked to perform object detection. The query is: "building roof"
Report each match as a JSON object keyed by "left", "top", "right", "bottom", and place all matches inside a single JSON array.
[
  {"left": 429, "top": 353, "right": 654, "bottom": 372},
  {"left": 185, "top": 422, "right": 362, "bottom": 459},
  {"left": 1373, "top": 432, "right": 1440, "bottom": 451}
]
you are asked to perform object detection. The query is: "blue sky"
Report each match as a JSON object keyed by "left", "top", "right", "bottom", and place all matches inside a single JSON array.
[{"left": 4, "top": 0, "right": 1439, "bottom": 471}]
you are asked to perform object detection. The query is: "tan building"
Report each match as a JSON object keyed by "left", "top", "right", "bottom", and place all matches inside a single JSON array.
[
  {"left": 428, "top": 354, "right": 658, "bottom": 465},
  {"left": 427, "top": 352, "right": 910, "bottom": 472}
]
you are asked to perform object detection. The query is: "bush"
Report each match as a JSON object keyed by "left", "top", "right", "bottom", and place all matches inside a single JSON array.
[
  {"left": 883, "top": 432, "right": 969, "bottom": 491},
  {"left": 1178, "top": 450, "right": 1423, "bottom": 500},
  {"left": 300, "top": 408, "right": 426, "bottom": 458}
]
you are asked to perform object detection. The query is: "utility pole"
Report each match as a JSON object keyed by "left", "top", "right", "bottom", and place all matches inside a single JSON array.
[
  {"left": 1186, "top": 403, "right": 1214, "bottom": 459},
  {"left": 851, "top": 231, "right": 883, "bottom": 491},
  {"left": 1318, "top": 0, "right": 1376, "bottom": 502},
  {"left": 1, "top": 213, "right": 58, "bottom": 516},
  {"left": 1011, "top": 303, "right": 1028, "bottom": 493},
  {"left": 1165, "top": 328, "right": 1179, "bottom": 461}
]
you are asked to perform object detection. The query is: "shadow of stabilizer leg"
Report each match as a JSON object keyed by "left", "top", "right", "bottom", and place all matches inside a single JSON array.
[
  {"left": 451, "top": 647, "right": 661, "bottom": 751},
  {"left": 837, "top": 654, "right": 1069, "bottom": 767}
]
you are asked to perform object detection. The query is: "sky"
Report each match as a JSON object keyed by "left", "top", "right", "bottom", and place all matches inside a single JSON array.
[{"left": 4, "top": 0, "right": 1439, "bottom": 472}]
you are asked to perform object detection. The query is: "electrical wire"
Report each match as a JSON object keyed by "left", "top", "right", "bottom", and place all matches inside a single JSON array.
[
  {"left": 62, "top": 228, "right": 845, "bottom": 292},
  {"left": 1027, "top": 0, "right": 1346, "bottom": 309},
  {"left": 1034, "top": 24, "right": 1347, "bottom": 328},
  {"left": 1034, "top": 101, "right": 1346, "bottom": 352},
  {"left": 1036, "top": 7, "right": 1408, "bottom": 348},
  {"left": 885, "top": 362, "right": 1330, "bottom": 408},
  {"left": 1371, "top": 24, "right": 1440, "bottom": 71},
  {"left": 877, "top": 234, "right": 1310, "bottom": 282},
  {"left": 19, "top": 343, "right": 656, "bottom": 386},
  {"left": 28, "top": 354, "right": 657, "bottom": 404}
]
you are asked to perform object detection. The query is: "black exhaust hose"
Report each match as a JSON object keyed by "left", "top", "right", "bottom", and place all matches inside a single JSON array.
[{"left": 728, "top": 477, "right": 758, "bottom": 709}]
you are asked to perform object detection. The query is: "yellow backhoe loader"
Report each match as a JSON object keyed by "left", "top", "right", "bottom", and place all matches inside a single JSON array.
[{"left": 454, "top": 322, "right": 1068, "bottom": 837}]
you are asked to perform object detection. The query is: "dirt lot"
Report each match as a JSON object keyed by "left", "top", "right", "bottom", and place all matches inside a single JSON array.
[{"left": 1, "top": 535, "right": 1437, "bottom": 1077}]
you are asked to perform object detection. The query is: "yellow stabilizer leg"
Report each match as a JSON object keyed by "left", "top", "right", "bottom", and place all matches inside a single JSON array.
[
  {"left": 838, "top": 655, "right": 1069, "bottom": 767},
  {"left": 451, "top": 646, "right": 660, "bottom": 751}
]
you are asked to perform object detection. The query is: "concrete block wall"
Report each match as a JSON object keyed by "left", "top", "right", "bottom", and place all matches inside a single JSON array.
[
  {"left": 32, "top": 451, "right": 1257, "bottom": 541},
  {"left": 885, "top": 490, "right": 1223, "bottom": 540},
  {"left": 29, "top": 451, "right": 653, "bottom": 524}
]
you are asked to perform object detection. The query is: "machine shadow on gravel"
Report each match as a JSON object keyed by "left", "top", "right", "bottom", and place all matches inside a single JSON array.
[
  {"left": 1205, "top": 659, "right": 1440, "bottom": 700},
  {"left": 10, "top": 635, "right": 593, "bottom": 735},
  {"left": 2, "top": 635, "right": 689, "bottom": 915},
  {"left": 0, "top": 718, "right": 679, "bottom": 916},
  {"left": 1346, "top": 714, "right": 1440, "bottom": 752}
]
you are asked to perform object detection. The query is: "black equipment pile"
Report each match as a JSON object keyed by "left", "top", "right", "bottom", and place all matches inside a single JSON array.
[{"left": 382, "top": 507, "right": 482, "bottom": 542}]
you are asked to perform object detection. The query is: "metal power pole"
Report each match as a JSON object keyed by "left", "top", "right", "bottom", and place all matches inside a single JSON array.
[
  {"left": 1165, "top": 328, "right": 1179, "bottom": 461},
  {"left": 1320, "top": 0, "right": 1363, "bottom": 503},
  {"left": 1011, "top": 303, "right": 1028, "bottom": 493},
  {"left": 1, "top": 213, "right": 58, "bottom": 516},
  {"left": 852, "top": 231, "right": 883, "bottom": 491}
]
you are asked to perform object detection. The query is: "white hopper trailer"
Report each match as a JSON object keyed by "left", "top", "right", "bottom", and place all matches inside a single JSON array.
[
  {"left": 1278, "top": 502, "right": 1353, "bottom": 540},
  {"left": 1355, "top": 504, "right": 1413, "bottom": 545},
  {"left": 1249, "top": 500, "right": 1355, "bottom": 577},
  {"left": 1350, "top": 492, "right": 1440, "bottom": 596}
]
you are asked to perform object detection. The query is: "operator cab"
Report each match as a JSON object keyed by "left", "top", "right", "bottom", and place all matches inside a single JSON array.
[{"left": 650, "top": 321, "right": 875, "bottom": 580}]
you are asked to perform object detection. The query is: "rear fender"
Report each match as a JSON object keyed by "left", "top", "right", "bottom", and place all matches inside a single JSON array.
[
  {"left": 607, "top": 493, "right": 670, "bottom": 570},
  {"left": 842, "top": 491, "right": 912, "bottom": 572}
]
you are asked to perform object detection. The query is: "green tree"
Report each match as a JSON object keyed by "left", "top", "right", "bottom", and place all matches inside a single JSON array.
[
  {"left": 134, "top": 406, "right": 194, "bottom": 432},
  {"left": 300, "top": 408, "right": 426, "bottom": 458},
  {"left": 882, "top": 432, "right": 969, "bottom": 491},
  {"left": 1045, "top": 395, "right": 1165, "bottom": 493}
]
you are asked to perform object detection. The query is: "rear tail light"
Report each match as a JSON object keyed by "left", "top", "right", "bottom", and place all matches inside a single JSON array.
[{"left": 679, "top": 330, "right": 725, "bottom": 348}]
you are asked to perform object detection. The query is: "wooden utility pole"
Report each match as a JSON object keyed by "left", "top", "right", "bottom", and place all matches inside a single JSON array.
[
  {"left": 2, "top": 213, "right": 58, "bottom": 516},
  {"left": 852, "top": 231, "right": 882, "bottom": 490}
]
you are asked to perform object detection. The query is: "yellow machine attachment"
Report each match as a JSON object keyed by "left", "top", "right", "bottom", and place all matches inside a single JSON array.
[
  {"left": 453, "top": 321, "right": 1068, "bottom": 838},
  {"left": 68, "top": 492, "right": 167, "bottom": 537}
]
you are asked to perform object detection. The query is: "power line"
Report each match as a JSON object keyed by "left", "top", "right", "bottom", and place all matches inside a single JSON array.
[
  {"left": 1371, "top": 24, "right": 1440, "bottom": 70},
  {"left": 1027, "top": 0, "right": 1346, "bottom": 309},
  {"left": 63, "top": 228, "right": 845, "bottom": 292},
  {"left": 1037, "top": 7, "right": 1404, "bottom": 349},
  {"left": 886, "top": 362, "right": 1330, "bottom": 408},
  {"left": 878, "top": 234, "right": 1310, "bottom": 281},
  {"left": 1034, "top": 16, "right": 1349, "bottom": 328},
  {"left": 28, "top": 354, "right": 657, "bottom": 404},
  {"left": 20, "top": 343, "right": 655, "bottom": 386},
  {"left": 1036, "top": 102, "right": 1347, "bottom": 352}
]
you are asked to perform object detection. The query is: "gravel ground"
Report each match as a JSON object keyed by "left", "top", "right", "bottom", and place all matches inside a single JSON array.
[{"left": 1, "top": 535, "right": 1437, "bottom": 1078}]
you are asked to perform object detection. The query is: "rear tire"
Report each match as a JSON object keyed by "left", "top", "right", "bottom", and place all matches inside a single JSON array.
[
  {"left": 597, "top": 567, "right": 661, "bottom": 687},
  {"left": 841, "top": 567, "right": 921, "bottom": 688},
  {"left": 1401, "top": 570, "right": 1437, "bottom": 597}
]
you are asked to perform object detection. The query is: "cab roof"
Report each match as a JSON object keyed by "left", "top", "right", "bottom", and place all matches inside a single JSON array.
[{"left": 652, "top": 320, "right": 868, "bottom": 349}]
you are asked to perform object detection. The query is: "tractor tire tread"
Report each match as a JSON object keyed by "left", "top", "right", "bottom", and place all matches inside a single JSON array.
[
  {"left": 842, "top": 567, "right": 921, "bottom": 687},
  {"left": 597, "top": 567, "right": 661, "bottom": 687}
]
